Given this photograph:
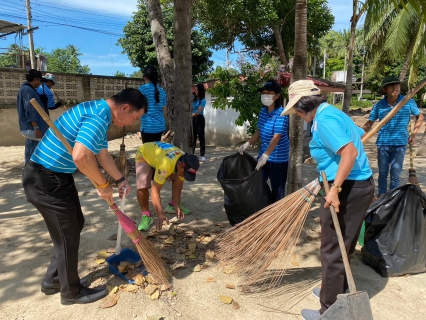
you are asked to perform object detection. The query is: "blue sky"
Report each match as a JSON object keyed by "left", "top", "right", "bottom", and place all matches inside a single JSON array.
[{"left": 1, "top": 0, "right": 354, "bottom": 76}]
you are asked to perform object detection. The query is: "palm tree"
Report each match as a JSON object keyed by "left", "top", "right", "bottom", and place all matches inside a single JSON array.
[
  {"left": 364, "top": 0, "right": 426, "bottom": 85},
  {"left": 287, "top": 0, "right": 307, "bottom": 194}
]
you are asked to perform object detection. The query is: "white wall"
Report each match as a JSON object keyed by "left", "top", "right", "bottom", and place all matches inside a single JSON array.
[{"left": 203, "top": 92, "right": 249, "bottom": 146}]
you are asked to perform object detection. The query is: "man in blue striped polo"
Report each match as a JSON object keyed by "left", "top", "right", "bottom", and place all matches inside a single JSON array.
[
  {"left": 22, "top": 88, "right": 147, "bottom": 305},
  {"left": 362, "top": 75, "right": 424, "bottom": 196}
]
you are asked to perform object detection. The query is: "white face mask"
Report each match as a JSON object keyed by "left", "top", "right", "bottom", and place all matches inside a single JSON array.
[{"left": 261, "top": 94, "right": 275, "bottom": 106}]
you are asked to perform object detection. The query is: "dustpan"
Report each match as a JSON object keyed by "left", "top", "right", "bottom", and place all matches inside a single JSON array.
[{"left": 106, "top": 191, "right": 147, "bottom": 283}]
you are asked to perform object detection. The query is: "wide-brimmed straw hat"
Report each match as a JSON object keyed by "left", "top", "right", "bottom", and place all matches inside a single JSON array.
[{"left": 281, "top": 80, "right": 321, "bottom": 115}]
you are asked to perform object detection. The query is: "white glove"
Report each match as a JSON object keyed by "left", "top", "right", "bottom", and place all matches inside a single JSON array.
[
  {"left": 255, "top": 153, "right": 269, "bottom": 170},
  {"left": 239, "top": 141, "right": 250, "bottom": 155}
]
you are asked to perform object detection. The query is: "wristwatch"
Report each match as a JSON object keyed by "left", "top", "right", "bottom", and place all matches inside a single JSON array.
[{"left": 332, "top": 183, "right": 342, "bottom": 192}]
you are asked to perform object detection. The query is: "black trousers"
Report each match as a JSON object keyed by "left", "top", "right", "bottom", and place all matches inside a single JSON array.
[
  {"left": 22, "top": 161, "right": 84, "bottom": 298},
  {"left": 141, "top": 131, "right": 163, "bottom": 144},
  {"left": 319, "top": 176, "right": 374, "bottom": 314},
  {"left": 192, "top": 114, "right": 205, "bottom": 156}
]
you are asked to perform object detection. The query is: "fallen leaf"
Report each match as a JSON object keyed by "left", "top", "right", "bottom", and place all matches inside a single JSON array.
[
  {"left": 107, "top": 234, "right": 117, "bottom": 240},
  {"left": 188, "top": 243, "right": 197, "bottom": 253},
  {"left": 226, "top": 284, "right": 235, "bottom": 289},
  {"left": 291, "top": 261, "right": 299, "bottom": 266},
  {"left": 117, "top": 261, "right": 131, "bottom": 273},
  {"left": 219, "top": 295, "right": 233, "bottom": 304},
  {"left": 241, "top": 286, "right": 251, "bottom": 293},
  {"left": 119, "top": 284, "right": 139, "bottom": 293},
  {"left": 205, "top": 250, "right": 215, "bottom": 262},
  {"left": 100, "top": 293, "right": 119, "bottom": 308},
  {"left": 146, "top": 274, "right": 156, "bottom": 284},
  {"left": 150, "top": 290, "right": 160, "bottom": 300},
  {"left": 206, "top": 277, "right": 215, "bottom": 282},
  {"left": 232, "top": 301, "right": 240, "bottom": 309},
  {"left": 172, "top": 262, "right": 186, "bottom": 270},
  {"left": 159, "top": 235, "right": 169, "bottom": 239},
  {"left": 200, "top": 264, "right": 210, "bottom": 270},
  {"left": 145, "top": 284, "right": 158, "bottom": 295},
  {"left": 107, "top": 285, "right": 119, "bottom": 294},
  {"left": 188, "top": 254, "right": 197, "bottom": 259},
  {"left": 164, "top": 236, "right": 175, "bottom": 244},
  {"left": 133, "top": 274, "right": 145, "bottom": 286},
  {"left": 98, "top": 251, "right": 109, "bottom": 258},
  {"left": 95, "top": 258, "right": 105, "bottom": 265},
  {"left": 193, "top": 264, "right": 201, "bottom": 272},
  {"left": 160, "top": 283, "right": 172, "bottom": 291},
  {"left": 222, "top": 266, "right": 235, "bottom": 274},
  {"left": 172, "top": 291, "right": 177, "bottom": 297}
]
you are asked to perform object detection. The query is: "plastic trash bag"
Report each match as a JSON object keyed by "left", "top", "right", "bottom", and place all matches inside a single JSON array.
[
  {"left": 361, "top": 184, "right": 426, "bottom": 277},
  {"left": 217, "top": 152, "right": 274, "bottom": 226}
]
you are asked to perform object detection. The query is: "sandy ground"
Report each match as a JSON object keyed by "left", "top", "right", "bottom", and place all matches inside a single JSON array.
[{"left": 1, "top": 113, "right": 426, "bottom": 320}]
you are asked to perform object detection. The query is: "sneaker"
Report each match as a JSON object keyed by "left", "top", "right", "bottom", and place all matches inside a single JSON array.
[
  {"left": 138, "top": 215, "right": 153, "bottom": 231},
  {"left": 200, "top": 156, "right": 206, "bottom": 162},
  {"left": 312, "top": 287, "right": 320, "bottom": 300},
  {"left": 164, "top": 204, "right": 191, "bottom": 215},
  {"left": 301, "top": 309, "right": 321, "bottom": 320}
]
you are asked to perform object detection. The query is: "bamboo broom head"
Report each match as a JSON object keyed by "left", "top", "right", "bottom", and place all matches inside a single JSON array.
[
  {"left": 109, "top": 203, "right": 170, "bottom": 286},
  {"left": 216, "top": 179, "right": 321, "bottom": 289}
]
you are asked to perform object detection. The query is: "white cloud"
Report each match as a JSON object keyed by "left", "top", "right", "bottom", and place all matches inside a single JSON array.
[{"left": 48, "top": 0, "right": 139, "bottom": 17}]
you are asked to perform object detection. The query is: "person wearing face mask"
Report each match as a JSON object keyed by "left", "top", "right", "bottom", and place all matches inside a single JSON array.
[{"left": 238, "top": 79, "right": 290, "bottom": 201}]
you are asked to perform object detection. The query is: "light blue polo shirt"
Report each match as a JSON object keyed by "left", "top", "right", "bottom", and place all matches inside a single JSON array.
[
  {"left": 36, "top": 83, "right": 55, "bottom": 108},
  {"left": 30, "top": 99, "right": 111, "bottom": 173},
  {"left": 138, "top": 83, "right": 167, "bottom": 134},
  {"left": 193, "top": 98, "right": 206, "bottom": 115},
  {"left": 369, "top": 94, "right": 420, "bottom": 146},
  {"left": 257, "top": 106, "right": 289, "bottom": 163},
  {"left": 310, "top": 103, "right": 372, "bottom": 181}
]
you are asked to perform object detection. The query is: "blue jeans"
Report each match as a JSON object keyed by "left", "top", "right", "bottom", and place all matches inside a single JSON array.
[
  {"left": 261, "top": 161, "right": 288, "bottom": 202},
  {"left": 25, "top": 139, "right": 39, "bottom": 165},
  {"left": 377, "top": 145, "right": 406, "bottom": 195}
]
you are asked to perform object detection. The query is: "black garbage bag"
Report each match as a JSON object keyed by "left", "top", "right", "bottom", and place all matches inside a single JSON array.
[
  {"left": 361, "top": 184, "right": 426, "bottom": 277},
  {"left": 217, "top": 152, "right": 274, "bottom": 226}
]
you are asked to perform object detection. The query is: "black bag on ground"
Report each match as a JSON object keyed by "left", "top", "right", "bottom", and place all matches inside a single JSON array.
[
  {"left": 217, "top": 152, "right": 274, "bottom": 226},
  {"left": 361, "top": 184, "right": 426, "bottom": 277}
]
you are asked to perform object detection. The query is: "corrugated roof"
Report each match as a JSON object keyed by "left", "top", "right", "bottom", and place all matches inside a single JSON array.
[{"left": 0, "top": 19, "right": 27, "bottom": 37}]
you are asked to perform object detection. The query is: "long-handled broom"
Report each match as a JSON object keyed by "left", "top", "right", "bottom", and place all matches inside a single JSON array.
[
  {"left": 105, "top": 127, "right": 130, "bottom": 186},
  {"left": 216, "top": 179, "right": 321, "bottom": 287},
  {"left": 408, "top": 122, "right": 420, "bottom": 187},
  {"left": 216, "top": 78, "right": 426, "bottom": 289},
  {"left": 30, "top": 98, "right": 170, "bottom": 286}
]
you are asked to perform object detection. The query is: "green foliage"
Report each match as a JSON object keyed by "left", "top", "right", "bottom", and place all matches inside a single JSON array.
[
  {"left": 118, "top": 1, "right": 213, "bottom": 81},
  {"left": 45, "top": 45, "right": 90, "bottom": 74},
  {"left": 195, "top": 0, "right": 334, "bottom": 59},
  {"left": 0, "top": 44, "right": 25, "bottom": 68},
  {"left": 114, "top": 71, "right": 127, "bottom": 77},
  {"left": 209, "top": 54, "right": 281, "bottom": 135},
  {"left": 130, "top": 70, "right": 143, "bottom": 78}
]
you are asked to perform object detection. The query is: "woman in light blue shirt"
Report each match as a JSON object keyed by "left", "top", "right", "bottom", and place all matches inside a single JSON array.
[{"left": 282, "top": 80, "right": 374, "bottom": 320}]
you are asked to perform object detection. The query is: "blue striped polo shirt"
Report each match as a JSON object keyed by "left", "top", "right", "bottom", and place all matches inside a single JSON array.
[
  {"left": 369, "top": 94, "right": 420, "bottom": 146},
  {"left": 36, "top": 83, "right": 55, "bottom": 108},
  {"left": 257, "top": 106, "right": 289, "bottom": 163},
  {"left": 310, "top": 103, "right": 372, "bottom": 181},
  {"left": 193, "top": 98, "right": 206, "bottom": 115},
  {"left": 138, "top": 83, "right": 167, "bottom": 134},
  {"left": 30, "top": 99, "right": 111, "bottom": 173}
]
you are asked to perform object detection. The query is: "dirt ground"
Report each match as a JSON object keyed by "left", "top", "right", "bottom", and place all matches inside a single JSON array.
[{"left": 1, "top": 113, "right": 426, "bottom": 320}]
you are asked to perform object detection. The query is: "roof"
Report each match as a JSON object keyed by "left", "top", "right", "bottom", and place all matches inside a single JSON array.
[
  {"left": 278, "top": 72, "right": 346, "bottom": 93},
  {"left": 0, "top": 19, "right": 27, "bottom": 37}
]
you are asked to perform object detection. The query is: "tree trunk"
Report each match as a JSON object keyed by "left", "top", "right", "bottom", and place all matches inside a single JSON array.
[
  {"left": 287, "top": 0, "right": 308, "bottom": 194},
  {"left": 273, "top": 27, "right": 288, "bottom": 66},
  {"left": 342, "top": 0, "right": 358, "bottom": 114},
  {"left": 399, "top": 41, "right": 414, "bottom": 81},
  {"left": 172, "top": 0, "right": 193, "bottom": 152},
  {"left": 146, "top": 0, "right": 175, "bottom": 140}
]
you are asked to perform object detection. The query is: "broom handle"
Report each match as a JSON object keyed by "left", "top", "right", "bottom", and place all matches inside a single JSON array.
[
  {"left": 115, "top": 190, "right": 126, "bottom": 255},
  {"left": 361, "top": 77, "right": 426, "bottom": 144},
  {"left": 321, "top": 171, "right": 357, "bottom": 294},
  {"left": 51, "top": 88, "right": 67, "bottom": 108},
  {"left": 409, "top": 122, "right": 414, "bottom": 170},
  {"left": 29, "top": 98, "right": 113, "bottom": 205}
]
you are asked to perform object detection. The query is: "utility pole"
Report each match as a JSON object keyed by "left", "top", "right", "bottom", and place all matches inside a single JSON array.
[{"left": 25, "top": 0, "right": 36, "bottom": 69}]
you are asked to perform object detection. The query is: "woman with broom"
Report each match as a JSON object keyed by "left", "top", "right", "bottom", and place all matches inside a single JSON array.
[
  {"left": 281, "top": 80, "right": 375, "bottom": 320},
  {"left": 239, "top": 79, "right": 290, "bottom": 202}
]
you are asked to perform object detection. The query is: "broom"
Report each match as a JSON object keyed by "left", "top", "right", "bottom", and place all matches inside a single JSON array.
[
  {"left": 408, "top": 122, "right": 420, "bottom": 187},
  {"left": 216, "top": 78, "right": 426, "bottom": 288},
  {"left": 51, "top": 88, "right": 67, "bottom": 108},
  {"left": 216, "top": 179, "right": 321, "bottom": 287},
  {"left": 30, "top": 98, "right": 170, "bottom": 286}
]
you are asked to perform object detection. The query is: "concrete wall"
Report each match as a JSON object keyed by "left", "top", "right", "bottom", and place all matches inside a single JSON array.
[{"left": 204, "top": 92, "right": 249, "bottom": 146}]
